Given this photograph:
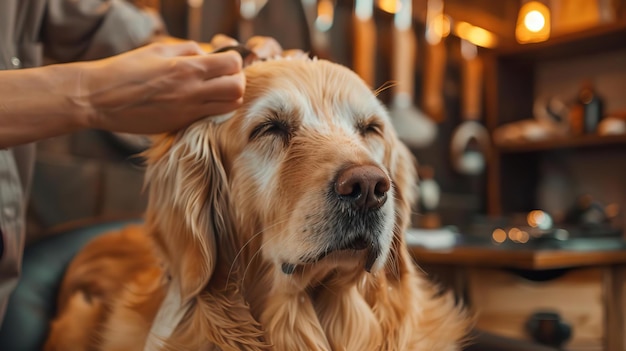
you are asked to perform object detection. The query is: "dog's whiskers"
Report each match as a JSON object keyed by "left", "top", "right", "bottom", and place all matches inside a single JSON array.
[
  {"left": 226, "top": 212, "right": 298, "bottom": 285},
  {"left": 241, "top": 232, "right": 281, "bottom": 284},
  {"left": 388, "top": 227, "right": 402, "bottom": 281},
  {"left": 373, "top": 80, "right": 398, "bottom": 97}
]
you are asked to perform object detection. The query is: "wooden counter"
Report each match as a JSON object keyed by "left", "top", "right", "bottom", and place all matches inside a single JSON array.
[
  {"left": 408, "top": 239, "right": 626, "bottom": 350},
  {"left": 410, "top": 244, "right": 626, "bottom": 270}
]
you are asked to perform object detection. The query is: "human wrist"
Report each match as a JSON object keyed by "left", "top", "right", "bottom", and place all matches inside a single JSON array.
[
  {"left": 57, "top": 61, "right": 111, "bottom": 131},
  {"left": 43, "top": 62, "right": 96, "bottom": 131}
]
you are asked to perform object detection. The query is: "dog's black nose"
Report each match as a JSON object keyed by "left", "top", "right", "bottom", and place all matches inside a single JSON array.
[{"left": 335, "top": 165, "right": 390, "bottom": 210}]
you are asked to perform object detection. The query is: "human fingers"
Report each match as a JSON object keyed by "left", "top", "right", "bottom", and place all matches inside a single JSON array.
[
  {"left": 210, "top": 34, "right": 239, "bottom": 50},
  {"left": 245, "top": 36, "right": 282, "bottom": 59},
  {"left": 192, "top": 71, "right": 245, "bottom": 102},
  {"left": 186, "top": 51, "right": 243, "bottom": 80}
]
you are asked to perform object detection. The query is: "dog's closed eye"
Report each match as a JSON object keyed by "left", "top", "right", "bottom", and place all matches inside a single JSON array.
[
  {"left": 357, "top": 119, "right": 384, "bottom": 137},
  {"left": 249, "top": 118, "right": 294, "bottom": 145}
]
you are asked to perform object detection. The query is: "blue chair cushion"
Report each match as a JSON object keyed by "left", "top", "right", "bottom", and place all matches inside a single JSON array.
[{"left": 0, "top": 219, "right": 140, "bottom": 351}]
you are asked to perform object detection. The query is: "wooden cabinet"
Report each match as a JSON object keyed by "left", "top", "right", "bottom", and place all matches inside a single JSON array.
[
  {"left": 412, "top": 244, "right": 626, "bottom": 350},
  {"left": 482, "top": 22, "right": 626, "bottom": 220},
  {"left": 468, "top": 268, "right": 605, "bottom": 350}
]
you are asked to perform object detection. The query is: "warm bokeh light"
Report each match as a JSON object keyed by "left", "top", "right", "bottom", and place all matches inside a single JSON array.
[
  {"left": 377, "top": 0, "right": 401, "bottom": 14},
  {"left": 518, "top": 231, "right": 530, "bottom": 244},
  {"left": 492, "top": 228, "right": 507, "bottom": 244},
  {"left": 508, "top": 227, "right": 522, "bottom": 242},
  {"left": 527, "top": 210, "right": 553, "bottom": 230},
  {"left": 516, "top": 1, "right": 551, "bottom": 43},
  {"left": 454, "top": 21, "right": 498, "bottom": 48},
  {"left": 527, "top": 210, "right": 542, "bottom": 227},
  {"left": 524, "top": 10, "right": 545, "bottom": 32}
]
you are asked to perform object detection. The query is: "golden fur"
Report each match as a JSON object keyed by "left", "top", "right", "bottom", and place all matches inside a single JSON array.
[{"left": 45, "top": 58, "right": 469, "bottom": 351}]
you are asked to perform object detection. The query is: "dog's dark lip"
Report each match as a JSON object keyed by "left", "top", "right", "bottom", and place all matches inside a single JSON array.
[
  {"left": 308, "top": 237, "right": 372, "bottom": 263},
  {"left": 346, "top": 236, "right": 369, "bottom": 250},
  {"left": 281, "top": 237, "right": 380, "bottom": 275},
  {"left": 364, "top": 247, "right": 379, "bottom": 272}
]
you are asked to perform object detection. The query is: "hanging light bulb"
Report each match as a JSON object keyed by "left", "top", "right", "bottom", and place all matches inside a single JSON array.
[{"left": 516, "top": 1, "right": 551, "bottom": 43}]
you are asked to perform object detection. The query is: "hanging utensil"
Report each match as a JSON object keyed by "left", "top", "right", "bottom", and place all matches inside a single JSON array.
[
  {"left": 239, "top": 0, "right": 268, "bottom": 42},
  {"left": 313, "top": 0, "right": 335, "bottom": 59},
  {"left": 389, "top": 0, "right": 437, "bottom": 148},
  {"left": 450, "top": 40, "right": 490, "bottom": 175},
  {"left": 301, "top": 0, "right": 317, "bottom": 35},
  {"left": 352, "top": 0, "right": 377, "bottom": 87},
  {"left": 301, "top": 0, "right": 335, "bottom": 60},
  {"left": 422, "top": 0, "right": 447, "bottom": 122}
]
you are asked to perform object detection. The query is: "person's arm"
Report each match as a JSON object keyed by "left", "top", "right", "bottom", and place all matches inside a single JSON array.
[{"left": 0, "top": 42, "right": 244, "bottom": 149}]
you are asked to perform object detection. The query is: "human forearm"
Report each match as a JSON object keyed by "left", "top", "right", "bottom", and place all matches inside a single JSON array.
[
  {"left": 0, "top": 37, "right": 288, "bottom": 149},
  {"left": 0, "top": 64, "right": 90, "bottom": 148},
  {"left": 0, "top": 42, "right": 246, "bottom": 149}
]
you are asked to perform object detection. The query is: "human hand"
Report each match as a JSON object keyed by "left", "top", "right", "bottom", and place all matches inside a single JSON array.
[
  {"left": 79, "top": 41, "right": 244, "bottom": 134},
  {"left": 209, "top": 34, "right": 285, "bottom": 62}
]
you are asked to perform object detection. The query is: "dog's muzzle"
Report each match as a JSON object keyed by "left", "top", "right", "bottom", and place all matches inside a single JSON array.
[{"left": 281, "top": 165, "right": 391, "bottom": 275}]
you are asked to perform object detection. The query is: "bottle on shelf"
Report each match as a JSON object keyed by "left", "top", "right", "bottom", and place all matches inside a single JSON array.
[{"left": 577, "top": 80, "right": 604, "bottom": 134}]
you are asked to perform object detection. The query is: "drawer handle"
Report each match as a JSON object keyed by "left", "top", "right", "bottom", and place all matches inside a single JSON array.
[{"left": 526, "top": 311, "right": 572, "bottom": 348}]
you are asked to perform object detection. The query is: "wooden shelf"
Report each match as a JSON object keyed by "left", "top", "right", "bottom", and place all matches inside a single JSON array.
[
  {"left": 495, "top": 133, "right": 626, "bottom": 153},
  {"left": 494, "top": 21, "right": 626, "bottom": 61}
]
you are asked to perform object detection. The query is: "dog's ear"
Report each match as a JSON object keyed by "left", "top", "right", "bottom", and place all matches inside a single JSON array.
[{"left": 144, "top": 121, "right": 232, "bottom": 302}]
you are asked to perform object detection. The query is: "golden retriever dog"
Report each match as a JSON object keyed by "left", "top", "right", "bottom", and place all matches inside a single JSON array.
[{"left": 45, "top": 57, "right": 469, "bottom": 351}]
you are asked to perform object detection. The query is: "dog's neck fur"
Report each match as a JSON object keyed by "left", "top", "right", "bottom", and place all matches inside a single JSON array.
[
  {"left": 210, "top": 218, "right": 420, "bottom": 351},
  {"left": 245, "top": 263, "right": 385, "bottom": 350},
  {"left": 150, "top": 217, "right": 408, "bottom": 350}
]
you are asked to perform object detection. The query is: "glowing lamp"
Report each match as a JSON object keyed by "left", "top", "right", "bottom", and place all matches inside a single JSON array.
[{"left": 516, "top": 1, "right": 551, "bottom": 43}]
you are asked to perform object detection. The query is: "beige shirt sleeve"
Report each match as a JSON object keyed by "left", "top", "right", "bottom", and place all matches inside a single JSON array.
[
  {"left": 42, "top": 0, "right": 165, "bottom": 63},
  {"left": 0, "top": 147, "right": 30, "bottom": 327}
]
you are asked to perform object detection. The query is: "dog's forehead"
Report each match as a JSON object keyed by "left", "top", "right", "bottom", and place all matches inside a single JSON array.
[{"left": 241, "top": 60, "right": 387, "bottom": 130}]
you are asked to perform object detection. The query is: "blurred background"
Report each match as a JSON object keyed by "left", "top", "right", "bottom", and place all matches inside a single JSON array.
[{"left": 30, "top": 0, "right": 626, "bottom": 240}]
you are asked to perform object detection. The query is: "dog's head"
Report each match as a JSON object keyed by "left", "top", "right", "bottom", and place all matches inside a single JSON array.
[{"left": 145, "top": 57, "right": 417, "bottom": 299}]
